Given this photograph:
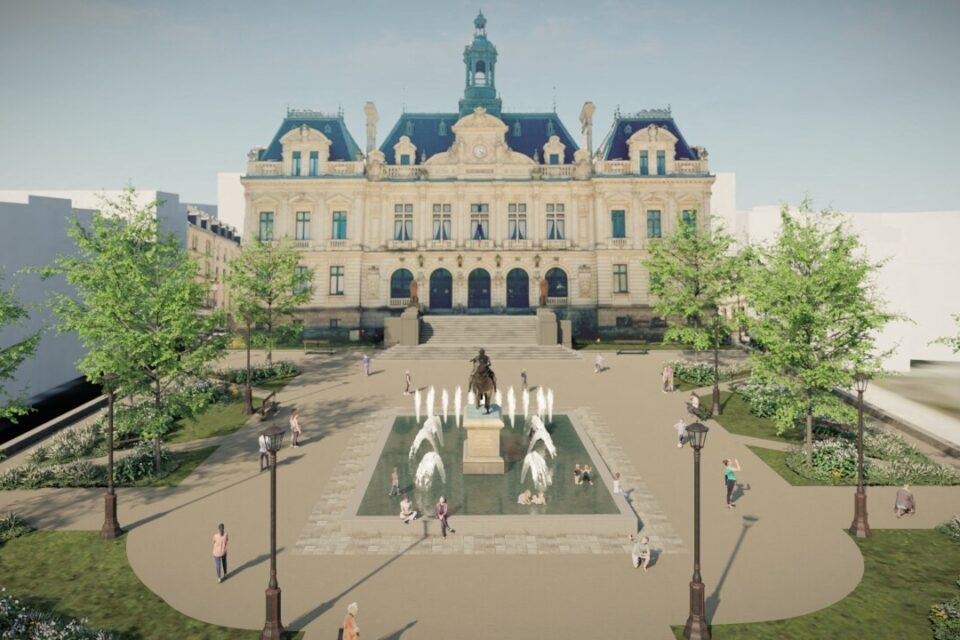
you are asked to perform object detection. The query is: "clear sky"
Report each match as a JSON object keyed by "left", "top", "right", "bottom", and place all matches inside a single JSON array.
[{"left": 1, "top": 0, "right": 958, "bottom": 211}]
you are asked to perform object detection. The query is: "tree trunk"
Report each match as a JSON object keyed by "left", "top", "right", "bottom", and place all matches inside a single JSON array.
[
  {"left": 154, "top": 378, "right": 163, "bottom": 473},
  {"left": 266, "top": 305, "right": 273, "bottom": 366},
  {"left": 805, "top": 407, "right": 814, "bottom": 467},
  {"left": 244, "top": 321, "right": 254, "bottom": 415},
  {"left": 154, "top": 437, "right": 162, "bottom": 473},
  {"left": 712, "top": 340, "right": 721, "bottom": 417}
]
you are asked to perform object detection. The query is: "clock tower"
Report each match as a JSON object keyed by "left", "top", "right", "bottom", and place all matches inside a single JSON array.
[{"left": 459, "top": 11, "right": 502, "bottom": 118}]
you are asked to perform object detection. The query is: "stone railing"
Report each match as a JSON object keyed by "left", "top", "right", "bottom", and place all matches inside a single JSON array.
[
  {"left": 546, "top": 296, "right": 568, "bottom": 306},
  {"left": 465, "top": 239, "right": 494, "bottom": 250},
  {"left": 292, "top": 240, "right": 311, "bottom": 249},
  {"left": 387, "top": 240, "right": 417, "bottom": 250},
  {"left": 326, "top": 161, "right": 365, "bottom": 175},
  {"left": 674, "top": 159, "right": 709, "bottom": 174},
  {"left": 503, "top": 239, "right": 531, "bottom": 250},
  {"left": 597, "top": 160, "right": 632, "bottom": 175},
  {"left": 540, "top": 165, "right": 575, "bottom": 178},
  {"left": 426, "top": 240, "right": 456, "bottom": 250},
  {"left": 383, "top": 166, "right": 419, "bottom": 179},
  {"left": 247, "top": 161, "right": 284, "bottom": 176},
  {"left": 328, "top": 239, "right": 349, "bottom": 249},
  {"left": 609, "top": 238, "right": 630, "bottom": 248},
  {"left": 543, "top": 239, "right": 572, "bottom": 250},
  {"left": 389, "top": 297, "right": 411, "bottom": 307}
]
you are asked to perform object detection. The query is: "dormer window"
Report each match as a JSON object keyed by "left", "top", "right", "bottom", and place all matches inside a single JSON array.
[
  {"left": 309, "top": 151, "right": 319, "bottom": 176},
  {"left": 640, "top": 151, "right": 649, "bottom": 176},
  {"left": 400, "top": 154, "right": 411, "bottom": 166},
  {"left": 549, "top": 154, "right": 560, "bottom": 165},
  {"left": 291, "top": 151, "right": 301, "bottom": 176},
  {"left": 657, "top": 150, "right": 666, "bottom": 175}
]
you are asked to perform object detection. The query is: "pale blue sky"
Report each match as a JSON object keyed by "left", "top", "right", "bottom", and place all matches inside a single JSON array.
[{"left": 1, "top": 0, "right": 958, "bottom": 211}]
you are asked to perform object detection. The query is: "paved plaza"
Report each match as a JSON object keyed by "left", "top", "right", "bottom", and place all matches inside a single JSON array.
[{"left": 2, "top": 349, "right": 959, "bottom": 639}]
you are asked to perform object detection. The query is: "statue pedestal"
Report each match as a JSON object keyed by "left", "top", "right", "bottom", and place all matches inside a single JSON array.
[{"left": 462, "top": 405, "right": 505, "bottom": 475}]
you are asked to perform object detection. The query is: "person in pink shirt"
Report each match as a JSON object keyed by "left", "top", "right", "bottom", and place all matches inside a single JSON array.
[
  {"left": 289, "top": 409, "right": 302, "bottom": 448},
  {"left": 212, "top": 523, "right": 228, "bottom": 583}
]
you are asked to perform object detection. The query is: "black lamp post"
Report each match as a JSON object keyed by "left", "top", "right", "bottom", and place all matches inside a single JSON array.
[
  {"left": 261, "top": 425, "right": 285, "bottom": 640},
  {"left": 849, "top": 373, "right": 871, "bottom": 538},
  {"left": 100, "top": 373, "right": 123, "bottom": 540},
  {"left": 684, "top": 422, "right": 710, "bottom": 640}
]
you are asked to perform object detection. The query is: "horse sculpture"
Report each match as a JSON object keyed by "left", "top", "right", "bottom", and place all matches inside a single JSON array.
[{"left": 468, "top": 348, "right": 498, "bottom": 414}]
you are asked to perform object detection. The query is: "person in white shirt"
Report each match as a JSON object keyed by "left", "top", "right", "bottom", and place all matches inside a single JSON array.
[
  {"left": 258, "top": 433, "right": 269, "bottom": 471},
  {"left": 400, "top": 494, "right": 418, "bottom": 524}
]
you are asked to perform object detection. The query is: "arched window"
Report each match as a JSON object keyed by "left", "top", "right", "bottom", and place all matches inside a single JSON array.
[
  {"left": 545, "top": 268, "right": 568, "bottom": 297},
  {"left": 391, "top": 268, "right": 414, "bottom": 298},
  {"left": 474, "top": 60, "right": 487, "bottom": 86}
]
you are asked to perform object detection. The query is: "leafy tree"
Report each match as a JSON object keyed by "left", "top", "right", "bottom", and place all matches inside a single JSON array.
[
  {"left": 226, "top": 239, "right": 313, "bottom": 413},
  {"left": 744, "top": 199, "right": 899, "bottom": 465},
  {"left": 644, "top": 213, "right": 741, "bottom": 415},
  {"left": 0, "top": 275, "right": 41, "bottom": 422},
  {"left": 45, "top": 189, "right": 224, "bottom": 470},
  {"left": 932, "top": 314, "right": 960, "bottom": 354}
]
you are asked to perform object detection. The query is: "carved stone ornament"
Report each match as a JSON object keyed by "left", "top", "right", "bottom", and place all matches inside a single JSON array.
[
  {"left": 366, "top": 266, "right": 381, "bottom": 300},
  {"left": 647, "top": 124, "right": 659, "bottom": 141},
  {"left": 578, "top": 264, "right": 593, "bottom": 296}
]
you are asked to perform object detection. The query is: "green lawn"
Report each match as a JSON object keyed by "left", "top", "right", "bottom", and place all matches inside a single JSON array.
[
  {"left": 256, "top": 376, "right": 297, "bottom": 392},
  {"left": 673, "top": 529, "right": 960, "bottom": 639},
  {"left": 576, "top": 341, "right": 690, "bottom": 351},
  {"left": 706, "top": 392, "right": 803, "bottom": 444},
  {"left": 167, "top": 398, "right": 262, "bottom": 444},
  {"left": 0, "top": 531, "right": 301, "bottom": 639},
  {"left": 136, "top": 446, "right": 218, "bottom": 487},
  {"left": 746, "top": 446, "right": 824, "bottom": 487}
]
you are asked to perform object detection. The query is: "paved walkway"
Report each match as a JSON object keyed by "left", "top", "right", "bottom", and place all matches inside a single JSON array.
[{"left": 1, "top": 349, "right": 958, "bottom": 640}]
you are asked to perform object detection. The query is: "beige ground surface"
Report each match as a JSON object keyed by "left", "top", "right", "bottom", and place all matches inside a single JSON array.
[{"left": 2, "top": 348, "right": 959, "bottom": 640}]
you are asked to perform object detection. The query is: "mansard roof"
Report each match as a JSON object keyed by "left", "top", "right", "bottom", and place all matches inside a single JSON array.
[
  {"left": 258, "top": 110, "right": 362, "bottom": 162},
  {"left": 598, "top": 109, "right": 701, "bottom": 161},
  {"left": 379, "top": 112, "right": 579, "bottom": 164}
]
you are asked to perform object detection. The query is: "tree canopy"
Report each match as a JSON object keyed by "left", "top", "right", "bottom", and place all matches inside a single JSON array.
[{"left": 0, "top": 275, "right": 41, "bottom": 422}]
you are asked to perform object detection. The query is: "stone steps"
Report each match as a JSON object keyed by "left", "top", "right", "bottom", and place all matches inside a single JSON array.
[
  {"left": 421, "top": 315, "right": 538, "bottom": 345},
  {"left": 378, "top": 344, "right": 580, "bottom": 360}
]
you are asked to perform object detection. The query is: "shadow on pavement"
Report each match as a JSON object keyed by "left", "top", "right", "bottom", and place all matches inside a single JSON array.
[
  {"left": 379, "top": 620, "right": 418, "bottom": 639},
  {"left": 228, "top": 547, "right": 284, "bottom": 580},
  {"left": 288, "top": 536, "right": 427, "bottom": 630},
  {"left": 706, "top": 514, "right": 759, "bottom": 622}
]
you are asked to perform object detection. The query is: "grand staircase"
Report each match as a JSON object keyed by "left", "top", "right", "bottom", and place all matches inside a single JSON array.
[{"left": 378, "top": 315, "right": 580, "bottom": 360}]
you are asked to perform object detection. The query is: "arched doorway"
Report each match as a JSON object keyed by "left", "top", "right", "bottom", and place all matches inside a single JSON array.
[
  {"left": 506, "top": 268, "right": 529, "bottom": 309},
  {"left": 545, "top": 268, "right": 568, "bottom": 298},
  {"left": 390, "top": 268, "right": 414, "bottom": 299},
  {"left": 468, "top": 268, "right": 491, "bottom": 309},
  {"left": 429, "top": 268, "right": 452, "bottom": 310}
]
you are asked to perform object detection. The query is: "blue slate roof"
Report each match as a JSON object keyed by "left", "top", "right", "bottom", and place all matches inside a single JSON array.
[
  {"left": 599, "top": 115, "right": 700, "bottom": 161},
  {"left": 259, "top": 114, "right": 362, "bottom": 162},
  {"left": 379, "top": 112, "right": 579, "bottom": 164}
]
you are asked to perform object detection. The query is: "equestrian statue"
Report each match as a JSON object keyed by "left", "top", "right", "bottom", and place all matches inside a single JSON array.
[{"left": 468, "top": 348, "right": 498, "bottom": 414}]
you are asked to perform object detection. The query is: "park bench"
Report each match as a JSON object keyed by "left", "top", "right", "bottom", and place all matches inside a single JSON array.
[
  {"left": 257, "top": 391, "right": 279, "bottom": 421},
  {"left": 616, "top": 349, "right": 649, "bottom": 355}
]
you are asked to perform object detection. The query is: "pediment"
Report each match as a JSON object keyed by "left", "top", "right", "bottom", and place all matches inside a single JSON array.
[
  {"left": 451, "top": 107, "right": 509, "bottom": 136},
  {"left": 280, "top": 125, "right": 331, "bottom": 146}
]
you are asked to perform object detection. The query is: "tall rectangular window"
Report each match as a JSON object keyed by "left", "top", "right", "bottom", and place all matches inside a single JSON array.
[
  {"left": 295, "top": 211, "right": 310, "bottom": 241},
  {"left": 329, "top": 266, "right": 344, "bottom": 295},
  {"left": 258, "top": 211, "right": 274, "bottom": 241},
  {"left": 549, "top": 153, "right": 560, "bottom": 165},
  {"left": 640, "top": 151, "right": 649, "bottom": 176},
  {"left": 470, "top": 203, "right": 489, "bottom": 240},
  {"left": 546, "top": 203, "right": 565, "bottom": 240},
  {"left": 399, "top": 154, "right": 411, "bottom": 166},
  {"left": 394, "top": 204, "right": 414, "bottom": 241},
  {"left": 432, "top": 204, "right": 451, "bottom": 240},
  {"left": 682, "top": 209, "right": 697, "bottom": 230},
  {"left": 611, "top": 210, "right": 626, "bottom": 238},
  {"left": 331, "top": 211, "right": 347, "bottom": 240},
  {"left": 508, "top": 203, "right": 527, "bottom": 240},
  {"left": 295, "top": 266, "right": 311, "bottom": 294},
  {"left": 292, "top": 151, "right": 301, "bottom": 176},
  {"left": 646, "top": 210, "right": 662, "bottom": 239},
  {"left": 613, "top": 264, "right": 629, "bottom": 293},
  {"left": 309, "top": 151, "right": 319, "bottom": 176},
  {"left": 656, "top": 150, "right": 666, "bottom": 175}
]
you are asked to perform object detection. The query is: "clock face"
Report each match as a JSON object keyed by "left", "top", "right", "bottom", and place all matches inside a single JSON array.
[{"left": 473, "top": 144, "right": 488, "bottom": 159}]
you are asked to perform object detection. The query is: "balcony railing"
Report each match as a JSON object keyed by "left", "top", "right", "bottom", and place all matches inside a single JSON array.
[
  {"left": 326, "top": 161, "right": 364, "bottom": 175},
  {"left": 543, "top": 239, "right": 572, "bottom": 250},
  {"left": 426, "top": 240, "right": 456, "bottom": 250},
  {"left": 597, "top": 160, "right": 632, "bottom": 175},
  {"left": 247, "top": 161, "right": 284, "bottom": 176},
  {"left": 246, "top": 160, "right": 364, "bottom": 177},
  {"left": 292, "top": 240, "right": 311, "bottom": 249},
  {"left": 383, "top": 166, "right": 419, "bottom": 179},
  {"left": 674, "top": 159, "right": 709, "bottom": 174},
  {"left": 465, "top": 239, "right": 494, "bottom": 250},
  {"left": 387, "top": 240, "right": 417, "bottom": 250},
  {"left": 503, "top": 239, "right": 531, "bottom": 250},
  {"left": 328, "top": 239, "right": 349, "bottom": 249},
  {"left": 609, "top": 238, "right": 630, "bottom": 248},
  {"left": 546, "top": 296, "right": 568, "bottom": 306},
  {"left": 389, "top": 297, "right": 411, "bottom": 307},
  {"left": 540, "top": 165, "right": 575, "bottom": 178}
]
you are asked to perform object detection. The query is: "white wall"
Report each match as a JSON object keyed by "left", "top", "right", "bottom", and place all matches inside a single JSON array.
[
  {"left": 216, "top": 173, "right": 245, "bottom": 237},
  {"left": 0, "top": 196, "right": 95, "bottom": 402},
  {"left": 723, "top": 179, "right": 960, "bottom": 372}
]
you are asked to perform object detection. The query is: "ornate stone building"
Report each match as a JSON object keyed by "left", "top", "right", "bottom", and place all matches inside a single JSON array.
[
  {"left": 241, "top": 12, "right": 713, "bottom": 339},
  {"left": 186, "top": 206, "right": 241, "bottom": 311}
]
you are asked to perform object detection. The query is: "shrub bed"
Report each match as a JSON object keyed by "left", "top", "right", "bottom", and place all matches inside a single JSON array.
[
  {"left": 0, "top": 590, "right": 116, "bottom": 640},
  {"left": 0, "top": 444, "right": 174, "bottom": 490},
  {"left": 215, "top": 362, "right": 300, "bottom": 386},
  {"left": 930, "top": 579, "right": 960, "bottom": 640},
  {"left": 0, "top": 514, "right": 32, "bottom": 545},
  {"left": 667, "top": 360, "right": 751, "bottom": 387}
]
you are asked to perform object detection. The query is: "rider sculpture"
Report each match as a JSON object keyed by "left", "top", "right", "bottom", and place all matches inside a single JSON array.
[{"left": 468, "top": 348, "right": 498, "bottom": 414}]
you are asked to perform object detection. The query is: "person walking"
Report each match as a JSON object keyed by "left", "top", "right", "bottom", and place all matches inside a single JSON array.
[
  {"left": 342, "top": 602, "right": 360, "bottom": 640},
  {"left": 289, "top": 409, "right": 302, "bottom": 448},
  {"left": 388, "top": 466, "right": 400, "bottom": 497},
  {"left": 436, "top": 496, "right": 455, "bottom": 538},
  {"left": 687, "top": 393, "right": 701, "bottom": 419},
  {"left": 594, "top": 354, "right": 605, "bottom": 373},
  {"left": 723, "top": 458, "right": 741, "bottom": 508},
  {"left": 362, "top": 353, "right": 370, "bottom": 376},
  {"left": 895, "top": 484, "right": 916, "bottom": 517},
  {"left": 212, "top": 523, "right": 228, "bottom": 583},
  {"left": 630, "top": 534, "right": 651, "bottom": 572},
  {"left": 404, "top": 370, "right": 412, "bottom": 395},
  {"left": 612, "top": 472, "right": 625, "bottom": 496},
  {"left": 258, "top": 432, "right": 270, "bottom": 471},
  {"left": 673, "top": 418, "right": 687, "bottom": 448},
  {"left": 661, "top": 365, "right": 672, "bottom": 393},
  {"left": 521, "top": 369, "right": 528, "bottom": 392}
]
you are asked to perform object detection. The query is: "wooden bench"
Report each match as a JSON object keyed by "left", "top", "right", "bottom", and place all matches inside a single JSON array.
[
  {"left": 257, "top": 391, "right": 279, "bottom": 421},
  {"left": 616, "top": 349, "right": 649, "bottom": 355},
  {"left": 302, "top": 339, "right": 328, "bottom": 350}
]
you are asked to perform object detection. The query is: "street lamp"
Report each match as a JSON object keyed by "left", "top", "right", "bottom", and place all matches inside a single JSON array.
[
  {"left": 849, "top": 373, "right": 871, "bottom": 538},
  {"left": 684, "top": 422, "right": 710, "bottom": 640},
  {"left": 261, "top": 425, "right": 285, "bottom": 640},
  {"left": 100, "top": 373, "right": 123, "bottom": 540}
]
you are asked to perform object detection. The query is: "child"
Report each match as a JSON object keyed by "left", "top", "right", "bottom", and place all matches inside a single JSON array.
[
  {"left": 573, "top": 463, "right": 582, "bottom": 485},
  {"left": 289, "top": 409, "right": 302, "bottom": 448},
  {"left": 613, "top": 472, "right": 624, "bottom": 496},
  {"left": 388, "top": 466, "right": 400, "bottom": 497}
]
